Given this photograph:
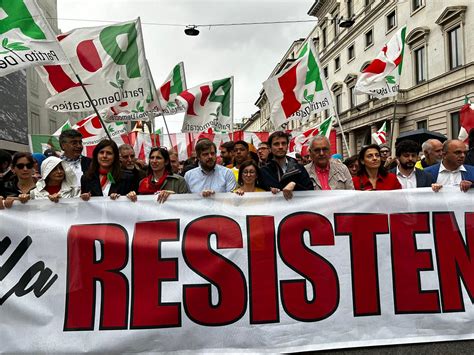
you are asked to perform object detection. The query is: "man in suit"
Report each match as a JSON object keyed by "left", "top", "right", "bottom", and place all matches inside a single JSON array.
[
  {"left": 425, "top": 139, "right": 474, "bottom": 193},
  {"left": 391, "top": 140, "right": 433, "bottom": 188},
  {"left": 59, "top": 129, "right": 91, "bottom": 187}
]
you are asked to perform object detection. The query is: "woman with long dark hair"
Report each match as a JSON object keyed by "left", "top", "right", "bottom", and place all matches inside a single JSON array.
[
  {"left": 81, "top": 139, "right": 137, "bottom": 201},
  {"left": 234, "top": 160, "right": 266, "bottom": 195},
  {"left": 353, "top": 144, "right": 401, "bottom": 191},
  {"left": 138, "top": 147, "right": 189, "bottom": 203}
]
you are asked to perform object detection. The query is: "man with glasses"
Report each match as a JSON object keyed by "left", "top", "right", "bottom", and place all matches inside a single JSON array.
[
  {"left": 425, "top": 139, "right": 474, "bottom": 192},
  {"left": 119, "top": 144, "right": 147, "bottom": 191},
  {"left": 257, "top": 141, "right": 270, "bottom": 167},
  {"left": 59, "top": 129, "right": 91, "bottom": 186},
  {"left": 305, "top": 136, "right": 353, "bottom": 190}
]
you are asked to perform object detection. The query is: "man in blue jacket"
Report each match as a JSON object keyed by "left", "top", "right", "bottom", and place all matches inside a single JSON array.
[{"left": 425, "top": 139, "right": 474, "bottom": 192}]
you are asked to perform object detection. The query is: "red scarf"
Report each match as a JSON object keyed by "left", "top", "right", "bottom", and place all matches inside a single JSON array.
[
  {"left": 138, "top": 172, "right": 168, "bottom": 195},
  {"left": 99, "top": 169, "right": 110, "bottom": 188},
  {"left": 45, "top": 185, "right": 61, "bottom": 195}
]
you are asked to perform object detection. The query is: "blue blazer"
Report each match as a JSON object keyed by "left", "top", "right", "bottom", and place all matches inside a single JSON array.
[{"left": 424, "top": 163, "right": 474, "bottom": 183}]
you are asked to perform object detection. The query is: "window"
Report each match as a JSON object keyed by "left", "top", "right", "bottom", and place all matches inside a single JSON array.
[
  {"left": 450, "top": 112, "right": 460, "bottom": 139},
  {"left": 323, "top": 66, "right": 328, "bottom": 79},
  {"left": 365, "top": 0, "right": 371, "bottom": 7},
  {"left": 334, "top": 56, "right": 341, "bottom": 71},
  {"left": 333, "top": 9, "right": 340, "bottom": 38},
  {"left": 416, "top": 120, "right": 427, "bottom": 130},
  {"left": 386, "top": 10, "right": 396, "bottom": 32},
  {"left": 347, "top": 0, "right": 354, "bottom": 18},
  {"left": 31, "top": 112, "right": 40, "bottom": 134},
  {"left": 365, "top": 29, "right": 373, "bottom": 48},
  {"left": 349, "top": 86, "right": 356, "bottom": 108},
  {"left": 414, "top": 46, "right": 426, "bottom": 83},
  {"left": 448, "top": 25, "right": 463, "bottom": 69},
  {"left": 49, "top": 119, "right": 56, "bottom": 133},
  {"left": 335, "top": 93, "right": 342, "bottom": 114},
  {"left": 324, "top": 109, "right": 330, "bottom": 119},
  {"left": 348, "top": 44, "right": 355, "bottom": 61},
  {"left": 412, "top": 0, "right": 423, "bottom": 12},
  {"left": 322, "top": 27, "right": 327, "bottom": 48}
]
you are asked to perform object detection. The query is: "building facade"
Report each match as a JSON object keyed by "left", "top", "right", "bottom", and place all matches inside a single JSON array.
[{"left": 246, "top": 0, "right": 473, "bottom": 157}]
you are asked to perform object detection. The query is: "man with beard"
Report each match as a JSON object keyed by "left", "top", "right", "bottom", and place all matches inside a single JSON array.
[
  {"left": 59, "top": 129, "right": 91, "bottom": 187},
  {"left": 185, "top": 139, "right": 236, "bottom": 197},
  {"left": 260, "top": 131, "right": 313, "bottom": 200},
  {"left": 391, "top": 140, "right": 433, "bottom": 188},
  {"left": 219, "top": 141, "right": 235, "bottom": 166},
  {"left": 426, "top": 139, "right": 474, "bottom": 192}
]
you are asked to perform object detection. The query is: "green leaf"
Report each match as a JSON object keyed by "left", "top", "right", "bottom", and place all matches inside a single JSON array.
[
  {"left": 9, "top": 42, "right": 23, "bottom": 47},
  {"left": 385, "top": 75, "right": 396, "bottom": 84},
  {"left": 2, "top": 38, "right": 8, "bottom": 47},
  {"left": 110, "top": 82, "right": 119, "bottom": 88},
  {"left": 0, "top": 50, "right": 8, "bottom": 54},
  {"left": 118, "top": 79, "right": 125, "bottom": 87},
  {"left": 116, "top": 71, "right": 120, "bottom": 80},
  {"left": 9, "top": 44, "right": 29, "bottom": 51}
]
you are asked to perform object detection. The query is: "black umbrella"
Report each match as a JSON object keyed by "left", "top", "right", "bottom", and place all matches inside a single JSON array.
[{"left": 396, "top": 128, "right": 447, "bottom": 146}]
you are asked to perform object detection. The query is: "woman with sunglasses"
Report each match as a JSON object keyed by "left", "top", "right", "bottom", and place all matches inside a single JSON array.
[
  {"left": 234, "top": 160, "right": 266, "bottom": 195},
  {"left": 81, "top": 139, "right": 137, "bottom": 201},
  {"left": 138, "top": 147, "right": 189, "bottom": 203},
  {"left": 353, "top": 144, "right": 401, "bottom": 191},
  {"left": 0, "top": 152, "right": 37, "bottom": 208}
]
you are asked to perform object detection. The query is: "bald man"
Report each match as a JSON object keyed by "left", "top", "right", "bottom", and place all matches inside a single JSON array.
[{"left": 415, "top": 139, "right": 443, "bottom": 170}]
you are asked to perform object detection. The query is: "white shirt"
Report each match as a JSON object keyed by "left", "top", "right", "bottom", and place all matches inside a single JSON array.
[
  {"left": 396, "top": 167, "right": 417, "bottom": 189},
  {"left": 436, "top": 162, "right": 466, "bottom": 186},
  {"left": 184, "top": 164, "right": 236, "bottom": 193}
]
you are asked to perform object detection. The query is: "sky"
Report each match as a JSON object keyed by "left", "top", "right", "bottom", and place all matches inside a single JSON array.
[{"left": 57, "top": 0, "right": 316, "bottom": 132}]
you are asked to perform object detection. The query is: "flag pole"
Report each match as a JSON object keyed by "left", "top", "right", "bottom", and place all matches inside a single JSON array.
[
  {"left": 159, "top": 112, "right": 174, "bottom": 148},
  {"left": 231, "top": 76, "right": 235, "bottom": 140},
  {"left": 389, "top": 96, "right": 398, "bottom": 156},
  {"left": 332, "top": 109, "right": 351, "bottom": 156},
  {"left": 73, "top": 72, "right": 112, "bottom": 141}
]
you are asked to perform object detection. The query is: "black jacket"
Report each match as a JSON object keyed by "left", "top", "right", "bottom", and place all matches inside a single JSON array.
[
  {"left": 260, "top": 157, "right": 313, "bottom": 191},
  {"left": 390, "top": 167, "right": 433, "bottom": 188},
  {"left": 81, "top": 170, "right": 135, "bottom": 196}
]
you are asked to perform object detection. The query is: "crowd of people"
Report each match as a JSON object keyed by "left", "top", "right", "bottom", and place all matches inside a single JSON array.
[{"left": 0, "top": 128, "right": 473, "bottom": 209}]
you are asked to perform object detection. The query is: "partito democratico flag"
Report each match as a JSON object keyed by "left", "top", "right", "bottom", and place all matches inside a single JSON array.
[
  {"left": 158, "top": 61, "right": 187, "bottom": 115},
  {"left": 178, "top": 77, "right": 233, "bottom": 133},
  {"left": 36, "top": 18, "right": 151, "bottom": 112},
  {"left": 355, "top": 25, "right": 407, "bottom": 99},
  {"left": 0, "top": 0, "right": 69, "bottom": 77},
  {"left": 263, "top": 39, "right": 332, "bottom": 128}
]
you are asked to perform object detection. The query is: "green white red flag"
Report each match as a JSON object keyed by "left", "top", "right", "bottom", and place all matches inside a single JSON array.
[
  {"left": 263, "top": 39, "right": 332, "bottom": 128},
  {"left": 289, "top": 116, "right": 333, "bottom": 153},
  {"left": 0, "top": 0, "right": 69, "bottom": 77},
  {"left": 36, "top": 18, "right": 151, "bottom": 112},
  {"left": 458, "top": 97, "right": 474, "bottom": 144},
  {"left": 372, "top": 121, "right": 387, "bottom": 145},
  {"left": 355, "top": 25, "right": 407, "bottom": 99},
  {"left": 158, "top": 62, "right": 187, "bottom": 115},
  {"left": 177, "top": 77, "right": 233, "bottom": 133}
]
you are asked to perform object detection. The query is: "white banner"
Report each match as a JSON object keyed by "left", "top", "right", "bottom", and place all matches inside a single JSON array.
[{"left": 1, "top": 189, "right": 473, "bottom": 353}]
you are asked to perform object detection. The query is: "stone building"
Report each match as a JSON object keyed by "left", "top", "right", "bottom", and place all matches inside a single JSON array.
[{"left": 245, "top": 0, "right": 473, "bottom": 157}]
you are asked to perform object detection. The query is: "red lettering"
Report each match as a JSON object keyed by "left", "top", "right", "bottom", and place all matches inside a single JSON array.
[
  {"left": 64, "top": 224, "right": 128, "bottom": 330},
  {"left": 183, "top": 216, "right": 246, "bottom": 326},
  {"left": 279, "top": 213, "right": 338, "bottom": 321},
  {"left": 334, "top": 213, "right": 388, "bottom": 316},
  {"left": 131, "top": 221, "right": 180, "bottom": 328},
  {"left": 434, "top": 212, "right": 474, "bottom": 312},
  {"left": 390, "top": 213, "right": 440, "bottom": 313},
  {"left": 247, "top": 216, "right": 278, "bottom": 324}
]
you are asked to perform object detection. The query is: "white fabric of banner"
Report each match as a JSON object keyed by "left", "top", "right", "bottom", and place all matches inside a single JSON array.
[{"left": 0, "top": 188, "right": 473, "bottom": 353}]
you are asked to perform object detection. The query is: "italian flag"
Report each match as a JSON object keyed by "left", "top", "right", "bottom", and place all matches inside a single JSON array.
[
  {"left": 158, "top": 62, "right": 187, "bottom": 115},
  {"left": 372, "top": 121, "right": 387, "bottom": 145},
  {"left": 289, "top": 116, "right": 333, "bottom": 153},
  {"left": 178, "top": 77, "right": 233, "bottom": 133},
  {"left": 355, "top": 25, "right": 407, "bottom": 99},
  {"left": 458, "top": 96, "right": 474, "bottom": 144},
  {"left": 263, "top": 39, "right": 332, "bottom": 128}
]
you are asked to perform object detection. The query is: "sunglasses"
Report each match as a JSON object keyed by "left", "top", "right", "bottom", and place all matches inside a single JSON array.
[{"left": 16, "top": 163, "right": 34, "bottom": 169}]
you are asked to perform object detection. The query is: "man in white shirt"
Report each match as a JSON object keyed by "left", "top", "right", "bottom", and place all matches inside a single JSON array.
[
  {"left": 391, "top": 140, "right": 433, "bottom": 189},
  {"left": 185, "top": 139, "right": 236, "bottom": 197},
  {"left": 425, "top": 139, "right": 474, "bottom": 192},
  {"left": 59, "top": 130, "right": 91, "bottom": 187}
]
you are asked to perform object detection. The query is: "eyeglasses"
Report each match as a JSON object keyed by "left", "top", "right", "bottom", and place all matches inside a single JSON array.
[{"left": 15, "top": 163, "right": 34, "bottom": 169}]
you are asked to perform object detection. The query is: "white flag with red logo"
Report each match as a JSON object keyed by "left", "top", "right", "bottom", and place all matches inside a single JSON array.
[
  {"left": 458, "top": 97, "right": 474, "bottom": 143},
  {"left": 36, "top": 19, "right": 151, "bottom": 112},
  {"left": 355, "top": 26, "right": 407, "bottom": 99},
  {"left": 177, "top": 77, "right": 233, "bottom": 133},
  {"left": 263, "top": 39, "right": 332, "bottom": 128},
  {"left": 289, "top": 116, "right": 333, "bottom": 153},
  {"left": 372, "top": 121, "right": 387, "bottom": 145},
  {"left": 158, "top": 62, "right": 187, "bottom": 115}
]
